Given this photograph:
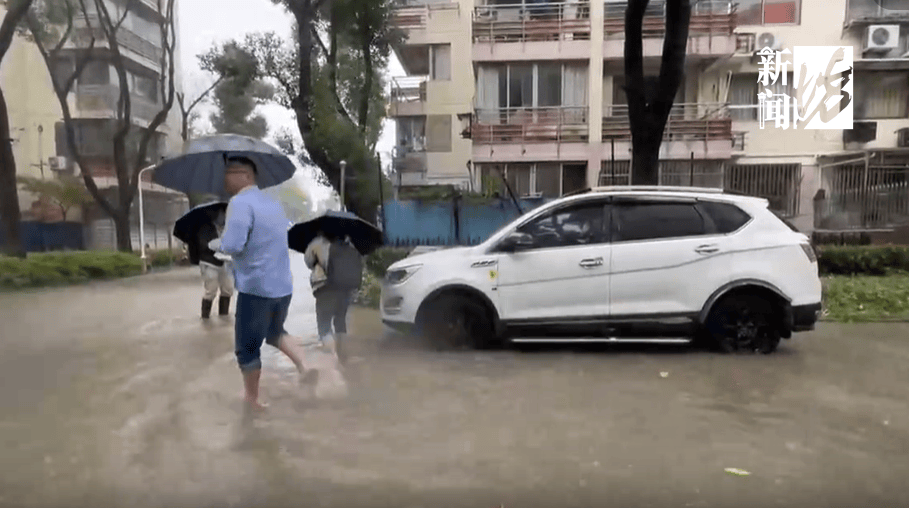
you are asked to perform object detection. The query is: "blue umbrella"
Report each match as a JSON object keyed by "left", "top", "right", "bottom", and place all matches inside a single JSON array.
[
  {"left": 153, "top": 134, "right": 296, "bottom": 198},
  {"left": 173, "top": 201, "right": 227, "bottom": 265},
  {"left": 288, "top": 210, "right": 384, "bottom": 256}
]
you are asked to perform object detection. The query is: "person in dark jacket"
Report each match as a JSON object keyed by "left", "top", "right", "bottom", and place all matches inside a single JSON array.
[{"left": 197, "top": 209, "right": 234, "bottom": 319}]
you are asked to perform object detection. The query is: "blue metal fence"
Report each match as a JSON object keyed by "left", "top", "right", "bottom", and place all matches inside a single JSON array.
[
  {"left": 0, "top": 221, "right": 85, "bottom": 252},
  {"left": 382, "top": 197, "right": 552, "bottom": 247}
]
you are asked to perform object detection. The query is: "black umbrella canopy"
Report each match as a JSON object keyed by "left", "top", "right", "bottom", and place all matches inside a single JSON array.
[
  {"left": 153, "top": 134, "right": 296, "bottom": 198},
  {"left": 173, "top": 201, "right": 228, "bottom": 245},
  {"left": 288, "top": 210, "right": 383, "bottom": 256}
]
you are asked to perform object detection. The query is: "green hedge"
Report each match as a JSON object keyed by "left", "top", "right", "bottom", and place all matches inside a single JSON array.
[
  {"left": 818, "top": 246, "right": 909, "bottom": 276},
  {"left": 364, "top": 247, "right": 411, "bottom": 277},
  {"left": 0, "top": 251, "right": 144, "bottom": 289}
]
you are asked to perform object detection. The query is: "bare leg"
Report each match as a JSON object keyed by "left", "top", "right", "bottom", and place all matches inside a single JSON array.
[
  {"left": 242, "top": 369, "right": 267, "bottom": 411},
  {"left": 275, "top": 334, "right": 319, "bottom": 385}
]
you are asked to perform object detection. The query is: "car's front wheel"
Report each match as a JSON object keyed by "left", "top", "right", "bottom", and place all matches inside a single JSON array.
[
  {"left": 705, "top": 294, "right": 781, "bottom": 354},
  {"left": 418, "top": 294, "right": 497, "bottom": 350}
]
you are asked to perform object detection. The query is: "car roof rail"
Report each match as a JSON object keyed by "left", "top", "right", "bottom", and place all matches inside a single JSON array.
[{"left": 589, "top": 185, "right": 725, "bottom": 194}]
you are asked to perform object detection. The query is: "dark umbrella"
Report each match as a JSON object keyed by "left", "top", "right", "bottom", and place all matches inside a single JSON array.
[
  {"left": 153, "top": 134, "right": 296, "bottom": 198},
  {"left": 173, "top": 201, "right": 228, "bottom": 265},
  {"left": 288, "top": 210, "right": 383, "bottom": 256}
]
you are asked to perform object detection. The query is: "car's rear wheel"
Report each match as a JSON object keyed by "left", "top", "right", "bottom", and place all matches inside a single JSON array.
[
  {"left": 418, "top": 294, "right": 497, "bottom": 350},
  {"left": 706, "top": 294, "right": 781, "bottom": 354}
]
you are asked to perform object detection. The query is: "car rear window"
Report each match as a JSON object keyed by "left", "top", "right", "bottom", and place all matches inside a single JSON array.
[{"left": 696, "top": 201, "right": 751, "bottom": 234}]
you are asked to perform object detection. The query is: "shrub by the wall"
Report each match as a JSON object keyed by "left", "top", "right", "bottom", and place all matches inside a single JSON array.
[
  {"left": 364, "top": 247, "right": 411, "bottom": 277},
  {"left": 817, "top": 246, "right": 909, "bottom": 276},
  {"left": 0, "top": 251, "right": 143, "bottom": 289}
]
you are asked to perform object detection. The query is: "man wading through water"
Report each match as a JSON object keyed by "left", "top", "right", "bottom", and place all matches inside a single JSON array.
[
  {"left": 210, "top": 156, "right": 318, "bottom": 411},
  {"left": 196, "top": 208, "right": 233, "bottom": 319}
]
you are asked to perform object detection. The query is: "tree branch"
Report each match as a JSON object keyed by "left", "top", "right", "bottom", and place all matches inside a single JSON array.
[{"left": 0, "top": 0, "right": 34, "bottom": 62}]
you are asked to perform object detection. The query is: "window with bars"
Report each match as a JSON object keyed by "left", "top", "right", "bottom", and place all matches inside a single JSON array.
[
  {"left": 479, "top": 163, "right": 587, "bottom": 197},
  {"left": 735, "top": 0, "right": 801, "bottom": 25},
  {"left": 855, "top": 71, "right": 909, "bottom": 120},
  {"left": 729, "top": 72, "right": 795, "bottom": 121}
]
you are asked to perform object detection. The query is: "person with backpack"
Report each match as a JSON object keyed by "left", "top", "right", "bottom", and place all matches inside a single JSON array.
[
  {"left": 304, "top": 229, "right": 363, "bottom": 363},
  {"left": 196, "top": 208, "right": 234, "bottom": 319}
]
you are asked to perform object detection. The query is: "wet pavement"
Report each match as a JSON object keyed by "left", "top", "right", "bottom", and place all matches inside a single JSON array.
[{"left": 1, "top": 254, "right": 909, "bottom": 507}]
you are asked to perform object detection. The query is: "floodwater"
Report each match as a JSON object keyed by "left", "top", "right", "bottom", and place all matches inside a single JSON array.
[{"left": 1, "top": 254, "right": 909, "bottom": 507}]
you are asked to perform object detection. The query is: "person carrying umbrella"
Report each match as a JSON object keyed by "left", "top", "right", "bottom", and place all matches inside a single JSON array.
[
  {"left": 197, "top": 208, "right": 234, "bottom": 319},
  {"left": 208, "top": 155, "right": 318, "bottom": 411},
  {"left": 304, "top": 229, "right": 362, "bottom": 363}
]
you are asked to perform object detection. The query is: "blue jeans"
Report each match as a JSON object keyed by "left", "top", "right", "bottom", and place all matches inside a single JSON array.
[{"left": 234, "top": 292, "right": 293, "bottom": 371}]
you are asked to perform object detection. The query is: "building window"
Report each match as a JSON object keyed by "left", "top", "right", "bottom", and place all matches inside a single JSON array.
[
  {"left": 396, "top": 116, "right": 426, "bottom": 152},
  {"left": 476, "top": 62, "right": 588, "bottom": 122},
  {"left": 131, "top": 72, "right": 158, "bottom": 103},
  {"left": 735, "top": 0, "right": 800, "bottom": 25},
  {"left": 429, "top": 44, "right": 451, "bottom": 81},
  {"left": 855, "top": 71, "right": 909, "bottom": 120},
  {"left": 847, "top": 0, "right": 909, "bottom": 22},
  {"left": 79, "top": 61, "right": 111, "bottom": 86},
  {"left": 728, "top": 72, "right": 795, "bottom": 121},
  {"left": 479, "top": 163, "right": 587, "bottom": 197}
]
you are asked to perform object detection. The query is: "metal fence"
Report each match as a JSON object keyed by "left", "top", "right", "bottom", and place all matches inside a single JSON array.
[
  {"left": 472, "top": 106, "right": 589, "bottom": 144},
  {"left": 602, "top": 103, "right": 733, "bottom": 142},
  {"left": 817, "top": 164, "right": 909, "bottom": 229},
  {"left": 603, "top": 0, "right": 735, "bottom": 38}
]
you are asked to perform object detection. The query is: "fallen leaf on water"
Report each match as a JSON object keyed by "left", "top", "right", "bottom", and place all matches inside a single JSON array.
[{"left": 724, "top": 467, "right": 750, "bottom": 476}]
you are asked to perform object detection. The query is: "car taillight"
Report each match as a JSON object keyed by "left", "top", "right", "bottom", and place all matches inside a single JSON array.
[{"left": 800, "top": 243, "right": 817, "bottom": 263}]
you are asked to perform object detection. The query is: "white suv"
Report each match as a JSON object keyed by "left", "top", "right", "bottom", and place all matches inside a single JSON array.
[{"left": 380, "top": 186, "right": 822, "bottom": 353}]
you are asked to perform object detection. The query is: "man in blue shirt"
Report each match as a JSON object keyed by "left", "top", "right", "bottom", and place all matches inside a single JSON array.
[{"left": 211, "top": 156, "right": 318, "bottom": 411}]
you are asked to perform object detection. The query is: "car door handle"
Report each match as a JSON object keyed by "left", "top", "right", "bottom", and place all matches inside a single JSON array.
[
  {"left": 695, "top": 244, "right": 719, "bottom": 254},
  {"left": 579, "top": 257, "right": 603, "bottom": 268}
]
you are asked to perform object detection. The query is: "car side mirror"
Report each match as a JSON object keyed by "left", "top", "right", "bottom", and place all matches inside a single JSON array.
[{"left": 500, "top": 231, "right": 534, "bottom": 252}]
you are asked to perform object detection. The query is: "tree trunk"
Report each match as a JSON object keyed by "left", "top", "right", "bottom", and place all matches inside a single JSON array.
[
  {"left": 358, "top": 22, "right": 373, "bottom": 135},
  {"left": 624, "top": 0, "right": 691, "bottom": 185},
  {"left": 113, "top": 210, "right": 132, "bottom": 252},
  {"left": 0, "top": 87, "right": 24, "bottom": 257}
]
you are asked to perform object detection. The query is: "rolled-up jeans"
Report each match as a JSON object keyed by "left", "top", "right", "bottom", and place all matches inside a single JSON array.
[
  {"left": 234, "top": 292, "right": 293, "bottom": 371},
  {"left": 200, "top": 262, "right": 234, "bottom": 300}
]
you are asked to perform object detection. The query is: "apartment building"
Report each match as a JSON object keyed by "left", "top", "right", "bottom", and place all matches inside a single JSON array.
[
  {"left": 1, "top": 0, "right": 186, "bottom": 249},
  {"left": 388, "top": 0, "right": 909, "bottom": 232}
]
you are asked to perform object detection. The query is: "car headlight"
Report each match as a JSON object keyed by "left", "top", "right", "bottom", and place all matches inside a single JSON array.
[{"left": 385, "top": 264, "right": 422, "bottom": 285}]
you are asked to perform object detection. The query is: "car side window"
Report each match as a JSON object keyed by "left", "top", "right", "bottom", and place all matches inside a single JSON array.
[
  {"left": 696, "top": 201, "right": 751, "bottom": 234},
  {"left": 612, "top": 201, "right": 705, "bottom": 242},
  {"left": 517, "top": 202, "right": 607, "bottom": 249}
]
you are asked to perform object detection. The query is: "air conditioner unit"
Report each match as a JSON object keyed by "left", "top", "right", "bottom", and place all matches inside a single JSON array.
[
  {"left": 756, "top": 32, "right": 782, "bottom": 51},
  {"left": 864, "top": 25, "right": 900, "bottom": 53},
  {"left": 48, "top": 156, "right": 66, "bottom": 171}
]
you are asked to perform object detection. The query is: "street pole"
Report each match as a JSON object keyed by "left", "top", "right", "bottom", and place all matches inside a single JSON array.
[
  {"left": 339, "top": 160, "right": 346, "bottom": 211},
  {"left": 137, "top": 165, "right": 154, "bottom": 273}
]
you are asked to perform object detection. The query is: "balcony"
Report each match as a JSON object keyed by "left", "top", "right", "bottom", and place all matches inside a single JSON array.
[
  {"left": 75, "top": 84, "right": 161, "bottom": 125},
  {"left": 473, "top": 1, "right": 591, "bottom": 43},
  {"left": 472, "top": 106, "right": 588, "bottom": 144},
  {"left": 388, "top": 76, "right": 428, "bottom": 117},
  {"left": 603, "top": 0, "right": 736, "bottom": 60},
  {"left": 601, "top": 103, "right": 734, "bottom": 158},
  {"left": 844, "top": 0, "right": 909, "bottom": 26},
  {"left": 72, "top": 19, "right": 164, "bottom": 66},
  {"left": 391, "top": 1, "right": 460, "bottom": 31},
  {"left": 392, "top": 146, "right": 429, "bottom": 186}
]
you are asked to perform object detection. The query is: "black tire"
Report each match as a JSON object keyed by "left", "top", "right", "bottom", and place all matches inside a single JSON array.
[
  {"left": 418, "top": 294, "right": 497, "bottom": 350},
  {"left": 705, "top": 294, "right": 781, "bottom": 354}
]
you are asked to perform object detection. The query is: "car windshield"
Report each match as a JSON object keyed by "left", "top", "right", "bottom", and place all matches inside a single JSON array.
[{"left": 484, "top": 200, "right": 552, "bottom": 240}]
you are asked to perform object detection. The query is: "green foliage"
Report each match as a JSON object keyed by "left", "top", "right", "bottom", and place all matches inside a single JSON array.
[
  {"left": 199, "top": 40, "right": 275, "bottom": 139},
  {"left": 823, "top": 275, "right": 909, "bottom": 322},
  {"left": 17, "top": 175, "right": 92, "bottom": 220},
  {"left": 364, "top": 247, "right": 411, "bottom": 277},
  {"left": 0, "top": 251, "right": 143, "bottom": 289},
  {"left": 353, "top": 269, "right": 381, "bottom": 308},
  {"left": 817, "top": 246, "right": 909, "bottom": 276}
]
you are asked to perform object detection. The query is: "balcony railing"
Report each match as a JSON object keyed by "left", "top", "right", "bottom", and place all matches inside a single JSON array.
[
  {"left": 845, "top": 0, "right": 909, "bottom": 26},
  {"left": 473, "top": 1, "right": 591, "bottom": 43},
  {"left": 604, "top": 0, "right": 735, "bottom": 38},
  {"left": 73, "top": 19, "right": 164, "bottom": 64},
  {"left": 472, "top": 106, "right": 588, "bottom": 143},
  {"left": 392, "top": 1, "right": 459, "bottom": 31},
  {"left": 390, "top": 76, "right": 428, "bottom": 104},
  {"left": 75, "top": 84, "right": 161, "bottom": 123},
  {"left": 602, "top": 103, "right": 732, "bottom": 141}
]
